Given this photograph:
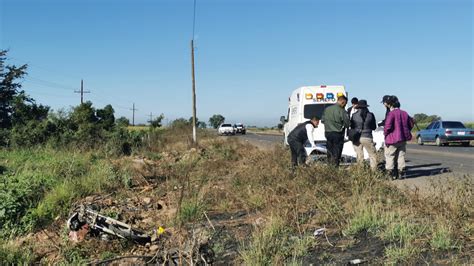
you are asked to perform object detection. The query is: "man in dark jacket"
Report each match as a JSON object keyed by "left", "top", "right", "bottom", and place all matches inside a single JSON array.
[
  {"left": 350, "top": 100, "right": 377, "bottom": 170},
  {"left": 322, "top": 96, "right": 350, "bottom": 167},
  {"left": 287, "top": 116, "right": 320, "bottom": 167}
]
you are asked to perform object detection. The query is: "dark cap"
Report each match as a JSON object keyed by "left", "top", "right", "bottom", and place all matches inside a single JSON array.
[
  {"left": 381, "top": 95, "right": 391, "bottom": 103},
  {"left": 355, "top": 99, "right": 369, "bottom": 108},
  {"left": 351, "top": 97, "right": 359, "bottom": 104}
]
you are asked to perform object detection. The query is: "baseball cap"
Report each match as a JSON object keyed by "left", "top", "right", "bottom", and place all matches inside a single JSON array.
[{"left": 381, "top": 95, "right": 391, "bottom": 103}]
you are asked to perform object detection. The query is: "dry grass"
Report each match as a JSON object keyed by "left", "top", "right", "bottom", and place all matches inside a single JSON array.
[
  {"left": 138, "top": 130, "right": 473, "bottom": 263},
  {"left": 10, "top": 127, "right": 473, "bottom": 264}
]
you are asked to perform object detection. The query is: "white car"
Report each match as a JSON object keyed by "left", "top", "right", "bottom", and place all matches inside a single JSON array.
[{"left": 218, "top": 123, "right": 236, "bottom": 135}]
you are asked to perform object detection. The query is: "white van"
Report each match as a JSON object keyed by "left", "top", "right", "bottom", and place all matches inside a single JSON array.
[{"left": 281, "top": 85, "right": 384, "bottom": 160}]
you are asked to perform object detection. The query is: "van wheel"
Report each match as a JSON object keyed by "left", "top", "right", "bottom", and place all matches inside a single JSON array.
[
  {"left": 461, "top": 142, "right": 470, "bottom": 147},
  {"left": 435, "top": 136, "right": 442, "bottom": 146},
  {"left": 417, "top": 136, "right": 423, "bottom": 145}
]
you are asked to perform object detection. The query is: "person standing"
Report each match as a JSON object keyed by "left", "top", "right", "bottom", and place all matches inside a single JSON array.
[
  {"left": 287, "top": 116, "right": 320, "bottom": 167},
  {"left": 384, "top": 97, "right": 414, "bottom": 179},
  {"left": 350, "top": 100, "right": 378, "bottom": 170},
  {"left": 379, "top": 95, "right": 400, "bottom": 126},
  {"left": 347, "top": 97, "right": 359, "bottom": 118},
  {"left": 322, "top": 96, "right": 350, "bottom": 167}
]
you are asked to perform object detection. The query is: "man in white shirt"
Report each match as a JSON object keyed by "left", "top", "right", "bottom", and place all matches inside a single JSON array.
[
  {"left": 347, "top": 97, "right": 359, "bottom": 118},
  {"left": 287, "top": 116, "right": 320, "bottom": 167}
]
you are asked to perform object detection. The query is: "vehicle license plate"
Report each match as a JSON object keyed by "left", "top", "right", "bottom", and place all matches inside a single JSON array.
[{"left": 458, "top": 131, "right": 465, "bottom": 135}]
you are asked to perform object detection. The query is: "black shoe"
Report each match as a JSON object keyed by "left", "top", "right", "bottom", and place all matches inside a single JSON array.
[{"left": 389, "top": 170, "right": 398, "bottom": 180}]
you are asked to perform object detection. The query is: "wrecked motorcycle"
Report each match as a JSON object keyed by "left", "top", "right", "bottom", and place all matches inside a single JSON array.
[{"left": 67, "top": 204, "right": 151, "bottom": 244}]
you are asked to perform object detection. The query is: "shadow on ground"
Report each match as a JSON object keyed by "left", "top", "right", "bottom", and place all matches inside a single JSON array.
[{"left": 405, "top": 163, "right": 451, "bottom": 179}]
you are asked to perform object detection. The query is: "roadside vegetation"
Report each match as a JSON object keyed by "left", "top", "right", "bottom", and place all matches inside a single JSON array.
[
  {"left": 1, "top": 50, "right": 472, "bottom": 263},
  {"left": 1, "top": 127, "right": 472, "bottom": 264}
]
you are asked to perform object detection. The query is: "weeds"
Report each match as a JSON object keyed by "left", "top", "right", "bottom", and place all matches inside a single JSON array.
[
  {"left": 1, "top": 127, "right": 472, "bottom": 264},
  {"left": 0, "top": 241, "right": 35, "bottom": 264},
  {"left": 240, "top": 216, "right": 313, "bottom": 265},
  {"left": 430, "top": 222, "right": 459, "bottom": 251},
  {"left": 380, "top": 215, "right": 425, "bottom": 244},
  {"left": 0, "top": 148, "right": 129, "bottom": 237},
  {"left": 343, "top": 202, "right": 385, "bottom": 236},
  {"left": 384, "top": 244, "right": 419, "bottom": 264},
  {"left": 177, "top": 199, "right": 204, "bottom": 225}
]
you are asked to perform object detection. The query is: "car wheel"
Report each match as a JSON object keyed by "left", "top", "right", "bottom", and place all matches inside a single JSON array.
[
  {"left": 435, "top": 136, "right": 442, "bottom": 146},
  {"left": 417, "top": 136, "right": 423, "bottom": 145},
  {"left": 461, "top": 142, "right": 470, "bottom": 147}
]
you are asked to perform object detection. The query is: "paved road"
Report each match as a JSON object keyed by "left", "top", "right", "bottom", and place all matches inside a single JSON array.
[{"left": 236, "top": 132, "right": 474, "bottom": 179}]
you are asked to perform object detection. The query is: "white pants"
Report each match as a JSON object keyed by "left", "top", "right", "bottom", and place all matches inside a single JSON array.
[
  {"left": 384, "top": 141, "right": 407, "bottom": 171},
  {"left": 352, "top": 137, "right": 378, "bottom": 170}
]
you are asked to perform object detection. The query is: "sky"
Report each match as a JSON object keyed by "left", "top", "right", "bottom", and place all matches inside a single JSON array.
[{"left": 1, "top": 0, "right": 472, "bottom": 126}]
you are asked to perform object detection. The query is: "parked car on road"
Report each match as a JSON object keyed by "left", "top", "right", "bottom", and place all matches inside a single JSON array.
[
  {"left": 233, "top": 123, "right": 246, "bottom": 134},
  {"left": 218, "top": 123, "right": 235, "bottom": 135},
  {"left": 416, "top": 120, "right": 474, "bottom": 146}
]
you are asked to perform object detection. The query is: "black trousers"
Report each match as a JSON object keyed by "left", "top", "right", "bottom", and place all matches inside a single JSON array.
[
  {"left": 288, "top": 139, "right": 306, "bottom": 166},
  {"left": 325, "top": 131, "right": 344, "bottom": 167}
]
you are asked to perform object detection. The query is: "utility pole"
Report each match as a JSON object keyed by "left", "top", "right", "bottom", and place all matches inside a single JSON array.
[
  {"left": 191, "top": 40, "right": 197, "bottom": 144},
  {"left": 74, "top": 79, "right": 90, "bottom": 104},
  {"left": 148, "top": 112, "right": 153, "bottom": 124},
  {"left": 190, "top": 0, "right": 198, "bottom": 144},
  {"left": 130, "top": 103, "right": 137, "bottom": 126}
]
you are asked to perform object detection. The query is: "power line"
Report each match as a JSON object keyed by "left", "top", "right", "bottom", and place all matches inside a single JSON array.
[
  {"left": 25, "top": 76, "right": 76, "bottom": 91},
  {"left": 12, "top": 58, "right": 132, "bottom": 105},
  {"left": 10, "top": 59, "right": 155, "bottom": 122}
]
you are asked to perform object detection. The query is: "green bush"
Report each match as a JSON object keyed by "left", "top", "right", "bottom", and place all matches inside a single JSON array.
[
  {"left": 0, "top": 148, "right": 128, "bottom": 237},
  {"left": 0, "top": 241, "right": 35, "bottom": 264}
]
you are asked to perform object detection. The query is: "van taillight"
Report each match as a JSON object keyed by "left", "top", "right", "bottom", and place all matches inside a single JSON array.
[
  {"left": 445, "top": 130, "right": 452, "bottom": 134},
  {"left": 321, "top": 85, "right": 326, "bottom": 88}
]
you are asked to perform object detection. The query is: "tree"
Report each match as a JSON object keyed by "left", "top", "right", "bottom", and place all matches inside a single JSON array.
[
  {"left": 96, "top": 104, "right": 115, "bottom": 131},
  {"left": 69, "top": 101, "right": 100, "bottom": 143},
  {"left": 413, "top": 113, "right": 441, "bottom": 124},
  {"left": 0, "top": 50, "right": 28, "bottom": 129},
  {"left": 197, "top": 121, "right": 207, "bottom": 129},
  {"left": 209, "top": 114, "right": 225, "bottom": 129},
  {"left": 116, "top": 116, "right": 130, "bottom": 127},
  {"left": 171, "top": 118, "right": 190, "bottom": 128},
  {"left": 188, "top": 116, "right": 206, "bottom": 128},
  {"left": 150, "top": 113, "right": 165, "bottom": 128}
]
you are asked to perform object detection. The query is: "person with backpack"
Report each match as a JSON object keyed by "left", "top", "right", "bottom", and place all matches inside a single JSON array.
[
  {"left": 287, "top": 116, "right": 320, "bottom": 167},
  {"left": 349, "top": 100, "right": 378, "bottom": 170},
  {"left": 384, "top": 97, "right": 414, "bottom": 179}
]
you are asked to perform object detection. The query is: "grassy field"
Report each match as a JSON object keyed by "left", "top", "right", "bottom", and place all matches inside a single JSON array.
[{"left": 0, "top": 128, "right": 472, "bottom": 264}]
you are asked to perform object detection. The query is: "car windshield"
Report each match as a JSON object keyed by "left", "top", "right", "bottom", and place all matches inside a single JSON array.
[
  {"left": 304, "top": 104, "right": 334, "bottom": 119},
  {"left": 442, "top": 121, "right": 465, "bottom": 129},
  {"left": 221, "top": 124, "right": 232, "bottom": 127}
]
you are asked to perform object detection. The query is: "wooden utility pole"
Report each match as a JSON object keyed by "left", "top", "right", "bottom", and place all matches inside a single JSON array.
[
  {"left": 130, "top": 103, "right": 137, "bottom": 126},
  {"left": 74, "top": 79, "right": 90, "bottom": 104},
  {"left": 148, "top": 112, "right": 153, "bottom": 124},
  {"left": 191, "top": 39, "right": 197, "bottom": 144}
]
